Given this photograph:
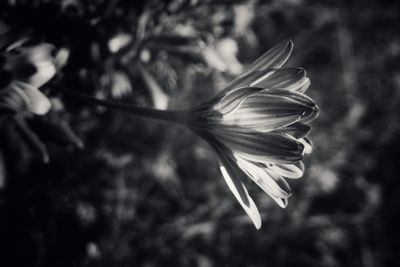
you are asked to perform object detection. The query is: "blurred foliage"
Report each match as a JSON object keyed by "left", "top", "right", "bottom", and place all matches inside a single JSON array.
[{"left": 0, "top": 0, "right": 400, "bottom": 266}]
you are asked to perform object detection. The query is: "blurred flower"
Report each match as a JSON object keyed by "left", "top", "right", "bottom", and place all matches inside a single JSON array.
[
  {"left": 108, "top": 33, "right": 133, "bottom": 53},
  {"left": 0, "top": 37, "right": 78, "bottom": 163},
  {"left": 110, "top": 71, "right": 132, "bottom": 99},
  {"left": 215, "top": 38, "right": 243, "bottom": 75},
  {"left": 3, "top": 41, "right": 56, "bottom": 87},
  {"left": 0, "top": 40, "right": 58, "bottom": 115},
  {"left": 138, "top": 63, "right": 169, "bottom": 110},
  {"left": 144, "top": 33, "right": 242, "bottom": 74},
  {"left": 0, "top": 81, "right": 51, "bottom": 115},
  {"left": 184, "top": 40, "right": 318, "bottom": 229}
]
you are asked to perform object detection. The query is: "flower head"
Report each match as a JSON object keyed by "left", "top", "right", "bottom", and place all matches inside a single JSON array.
[
  {"left": 0, "top": 39, "right": 58, "bottom": 115},
  {"left": 186, "top": 40, "right": 318, "bottom": 229}
]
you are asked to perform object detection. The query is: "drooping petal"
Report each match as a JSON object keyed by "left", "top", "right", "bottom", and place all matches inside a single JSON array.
[
  {"left": 299, "top": 137, "right": 313, "bottom": 154},
  {"left": 265, "top": 167, "right": 292, "bottom": 195},
  {"left": 236, "top": 157, "right": 291, "bottom": 199},
  {"left": 271, "top": 197, "right": 288, "bottom": 208},
  {"left": 213, "top": 128, "right": 304, "bottom": 164},
  {"left": 215, "top": 147, "right": 261, "bottom": 229},
  {"left": 271, "top": 162, "right": 305, "bottom": 179}
]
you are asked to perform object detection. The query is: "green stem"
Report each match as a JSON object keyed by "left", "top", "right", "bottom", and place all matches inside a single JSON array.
[{"left": 66, "top": 91, "right": 189, "bottom": 124}]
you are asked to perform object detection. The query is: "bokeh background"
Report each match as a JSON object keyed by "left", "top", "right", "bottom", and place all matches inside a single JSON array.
[{"left": 1, "top": 0, "right": 400, "bottom": 266}]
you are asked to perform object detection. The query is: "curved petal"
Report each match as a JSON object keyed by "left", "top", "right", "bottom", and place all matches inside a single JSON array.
[
  {"left": 214, "top": 87, "right": 261, "bottom": 115},
  {"left": 274, "top": 122, "right": 311, "bottom": 139},
  {"left": 218, "top": 69, "right": 275, "bottom": 98},
  {"left": 295, "top": 77, "right": 311, "bottom": 93},
  {"left": 213, "top": 129, "right": 304, "bottom": 164},
  {"left": 236, "top": 157, "right": 291, "bottom": 199},
  {"left": 215, "top": 68, "right": 309, "bottom": 115},
  {"left": 253, "top": 68, "right": 306, "bottom": 90},
  {"left": 271, "top": 162, "right": 305, "bottom": 179},
  {"left": 13, "top": 82, "right": 51, "bottom": 115},
  {"left": 233, "top": 39, "right": 293, "bottom": 78},
  {"left": 271, "top": 197, "right": 288, "bottom": 208},
  {"left": 215, "top": 40, "right": 293, "bottom": 100},
  {"left": 257, "top": 89, "right": 319, "bottom": 122},
  {"left": 216, "top": 147, "right": 262, "bottom": 229},
  {"left": 299, "top": 137, "right": 313, "bottom": 154},
  {"left": 221, "top": 91, "right": 314, "bottom": 132}
]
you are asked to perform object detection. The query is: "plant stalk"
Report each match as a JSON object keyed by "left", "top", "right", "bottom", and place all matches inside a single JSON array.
[{"left": 66, "top": 91, "right": 189, "bottom": 124}]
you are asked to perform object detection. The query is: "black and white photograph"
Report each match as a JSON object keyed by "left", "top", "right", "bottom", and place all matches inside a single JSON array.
[{"left": 0, "top": 0, "right": 399, "bottom": 266}]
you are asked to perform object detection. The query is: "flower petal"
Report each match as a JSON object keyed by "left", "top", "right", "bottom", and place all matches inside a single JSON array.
[
  {"left": 257, "top": 89, "right": 319, "bottom": 122},
  {"left": 221, "top": 90, "right": 315, "bottom": 132},
  {"left": 216, "top": 148, "right": 261, "bottom": 229},
  {"left": 233, "top": 39, "right": 293, "bottom": 78},
  {"left": 299, "top": 137, "right": 313, "bottom": 154},
  {"left": 272, "top": 197, "right": 288, "bottom": 208},
  {"left": 213, "top": 129, "right": 304, "bottom": 164},
  {"left": 219, "top": 69, "right": 275, "bottom": 96},
  {"left": 274, "top": 122, "right": 311, "bottom": 139},
  {"left": 236, "top": 157, "right": 291, "bottom": 199},
  {"left": 215, "top": 87, "right": 261, "bottom": 115},
  {"left": 253, "top": 68, "right": 306, "bottom": 90},
  {"left": 216, "top": 68, "right": 308, "bottom": 114},
  {"left": 218, "top": 40, "right": 293, "bottom": 98},
  {"left": 271, "top": 162, "right": 305, "bottom": 179},
  {"left": 295, "top": 77, "right": 311, "bottom": 93},
  {"left": 13, "top": 81, "right": 51, "bottom": 115}
]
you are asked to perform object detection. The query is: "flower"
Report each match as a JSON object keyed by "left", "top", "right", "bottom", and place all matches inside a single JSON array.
[
  {"left": 0, "top": 80, "right": 51, "bottom": 115},
  {"left": 185, "top": 39, "right": 318, "bottom": 229},
  {"left": 0, "top": 39, "right": 57, "bottom": 115}
]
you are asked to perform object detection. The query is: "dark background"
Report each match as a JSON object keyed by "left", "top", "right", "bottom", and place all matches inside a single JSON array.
[{"left": 1, "top": 0, "right": 400, "bottom": 266}]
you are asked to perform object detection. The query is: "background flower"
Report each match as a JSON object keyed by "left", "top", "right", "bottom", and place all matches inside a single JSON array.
[{"left": 0, "top": 40, "right": 56, "bottom": 115}]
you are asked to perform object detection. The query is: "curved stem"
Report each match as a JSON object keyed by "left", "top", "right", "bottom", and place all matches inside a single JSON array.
[{"left": 66, "top": 91, "right": 189, "bottom": 124}]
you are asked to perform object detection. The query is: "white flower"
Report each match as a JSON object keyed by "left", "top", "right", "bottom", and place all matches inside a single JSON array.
[
  {"left": 0, "top": 81, "right": 51, "bottom": 115},
  {"left": 0, "top": 41, "right": 58, "bottom": 115},
  {"left": 185, "top": 40, "right": 318, "bottom": 229},
  {"left": 4, "top": 42, "right": 57, "bottom": 88}
]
